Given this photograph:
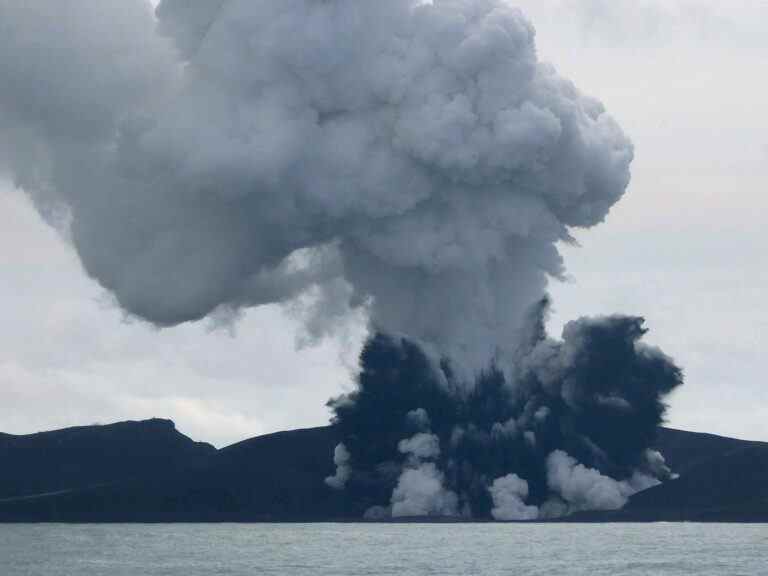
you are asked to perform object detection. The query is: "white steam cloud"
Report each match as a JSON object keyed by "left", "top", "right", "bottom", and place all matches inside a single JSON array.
[
  {"left": 390, "top": 429, "right": 458, "bottom": 518},
  {"left": 391, "top": 463, "right": 459, "bottom": 518},
  {"left": 398, "top": 432, "right": 441, "bottom": 461},
  {"left": 324, "top": 442, "right": 351, "bottom": 490},
  {"left": 486, "top": 450, "right": 662, "bottom": 521},
  {"left": 0, "top": 0, "right": 632, "bottom": 375},
  {"left": 489, "top": 473, "right": 539, "bottom": 520},
  {"left": 546, "top": 450, "right": 660, "bottom": 514}
]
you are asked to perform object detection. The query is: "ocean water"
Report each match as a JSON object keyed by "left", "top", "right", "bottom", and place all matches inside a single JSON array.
[{"left": 1, "top": 523, "right": 766, "bottom": 575}]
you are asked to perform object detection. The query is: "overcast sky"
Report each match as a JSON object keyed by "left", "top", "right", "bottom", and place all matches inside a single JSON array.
[{"left": 1, "top": 0, "right": 766, "bottom": 447}]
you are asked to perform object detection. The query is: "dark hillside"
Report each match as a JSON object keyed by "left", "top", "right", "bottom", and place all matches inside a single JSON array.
[
  {"left": 615, "top": 442, "right": 768, "bottom": 521},
  {"left": 0, "top": 426, "right": 346, "bottom": 522},
  {"left": 0, "top": 419, "right": 215, "bottom": 500},
  {"left": 569, "top": 430, "right": 768, "bottom": 522},
  {"left": 1, "top": 422, "right": 767, "bottom": 522},
  {"left": 654, "top": 427, "right": 767, "bottom": 475}
]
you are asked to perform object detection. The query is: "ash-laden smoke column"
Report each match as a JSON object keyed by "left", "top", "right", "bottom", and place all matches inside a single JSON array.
[
  {"left": 328, "top": 305, "right": 681, "bottom": 519},
  {"left": 0, "top": 0, "right": 682, "bottom": 518}
]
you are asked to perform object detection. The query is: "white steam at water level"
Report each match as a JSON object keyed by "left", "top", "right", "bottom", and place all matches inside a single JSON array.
[{"left": 0, "top": 0, "right": 631, "bottom": 376}]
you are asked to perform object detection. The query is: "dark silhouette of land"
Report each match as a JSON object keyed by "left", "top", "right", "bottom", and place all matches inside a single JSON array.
[
  {"left": 0, "top": 420, "right": 766, "bottom": 522},
  {"left": 0, "top": 419, "right": 214, "bottom": 501},
  {"left": 575, "top": 429, "right": 768, "bottom": 522}
]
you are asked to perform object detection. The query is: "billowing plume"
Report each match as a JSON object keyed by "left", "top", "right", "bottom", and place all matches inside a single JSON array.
[
  {"left": 324, "top": 443, "right": 351, "bottom": 490},
  {"left": 489, "top": 474, "right": 538, "bottom": 521},
  {"left": 0, "top": 0, "right": 631, "bottom": 374},
  {"left": 0, "top": 0, "right": 680, "bottom": 519},
  {"left": 328, "top": 309, "right": 682, "bottom": 519}
]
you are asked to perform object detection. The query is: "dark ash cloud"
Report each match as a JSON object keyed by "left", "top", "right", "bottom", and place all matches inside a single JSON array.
[{"left": 328, "top": 308, "right": 682, "bottom": 519}]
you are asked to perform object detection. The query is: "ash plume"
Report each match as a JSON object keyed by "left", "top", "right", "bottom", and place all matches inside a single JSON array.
[
  {"left": 328, "top": 310, "right": 681, "bottom": 519},
  {"left": 0, "top": 0, "right": 631, "bottom": 373},
  {"left": 0, "top": 0, "right": 681, "bottom": 518}
]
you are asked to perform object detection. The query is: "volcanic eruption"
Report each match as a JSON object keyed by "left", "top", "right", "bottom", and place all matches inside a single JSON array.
[{"left": 0, "top": 0, "right": 682, "bottom": 519}]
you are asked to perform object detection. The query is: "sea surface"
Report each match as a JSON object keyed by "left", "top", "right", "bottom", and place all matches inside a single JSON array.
[{"left": 1, "top": 523, "right": 766, "bottom": 575}]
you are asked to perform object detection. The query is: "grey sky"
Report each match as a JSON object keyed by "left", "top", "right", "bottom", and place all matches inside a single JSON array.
[
  {"left": 522, "top": 0, "right": 768, "bottom": 441},
  {"left": 1, "top": 0, "right": 766, "bottom": 446}
]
